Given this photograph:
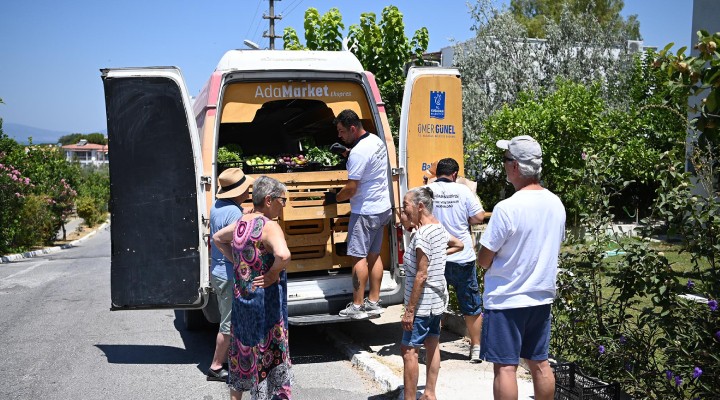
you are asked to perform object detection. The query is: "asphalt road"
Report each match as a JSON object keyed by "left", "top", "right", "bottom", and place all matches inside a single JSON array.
[{"left": 0, "top": 227, "right": 391, "bottom": 400}]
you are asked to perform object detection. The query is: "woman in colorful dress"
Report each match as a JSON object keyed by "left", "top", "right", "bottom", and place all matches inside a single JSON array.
[{"left": 212, "top": 175, "right": 293, "bottom": 400}]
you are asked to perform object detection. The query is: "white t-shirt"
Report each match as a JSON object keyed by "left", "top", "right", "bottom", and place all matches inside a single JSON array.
[
  {"left": 479, "top": 189, "right": 566, "bottom": 310},
  {"left": 427, "top": 179, "right": 484, "bottom": 263},
  {"left": 347, "top": 133, "right": 391, "bottom": 215},
  {"left": 403, "top": 223, "right": 450, "bottom": 316}
]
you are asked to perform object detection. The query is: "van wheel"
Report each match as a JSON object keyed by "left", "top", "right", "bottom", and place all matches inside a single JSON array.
[{"left": 183, "top": 309, "right": 208, "bottom": 331}]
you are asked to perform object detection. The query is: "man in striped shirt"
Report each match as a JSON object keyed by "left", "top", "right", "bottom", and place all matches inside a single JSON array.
[{"left": 400, "top": 187, "right": 463, "bottom": 400}]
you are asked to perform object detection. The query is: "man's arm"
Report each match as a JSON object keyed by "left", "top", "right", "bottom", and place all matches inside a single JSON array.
[
  {"left": 336, "top": 179, "right": 358, "bottom": 202},
  {"left": 446, "top": 234, "right": 464, "bottom": 255},
  {"left": 468, "top": 211, "right": 485, "bottom": 225},
  {"left": 477, "top": 245, "right": 496, "bottom": 270}
]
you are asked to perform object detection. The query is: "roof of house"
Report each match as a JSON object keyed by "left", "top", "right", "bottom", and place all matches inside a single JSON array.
[{"left": 62, "top": 143, "right": 108, "bottom": 151}]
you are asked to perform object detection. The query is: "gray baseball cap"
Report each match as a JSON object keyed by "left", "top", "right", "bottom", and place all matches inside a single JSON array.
[{"left": 496, "top": 135, "right": 542, "bottom": 166}]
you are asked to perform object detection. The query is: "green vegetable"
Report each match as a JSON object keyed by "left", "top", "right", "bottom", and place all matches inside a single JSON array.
[
  {"left": 306, "top": 146, "right": 340, "bottom": 166},
  {"left": 218, "top": 146, "right": 242, "bottom": 163}
]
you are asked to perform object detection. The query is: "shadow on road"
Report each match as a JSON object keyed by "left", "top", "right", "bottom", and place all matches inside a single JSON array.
[
  {"left": 94, "top": 310, "right": 216, "bottom": 375},
  {"left": 95, "top": 344, "right": 199, "bottom": 364},
  {"left": 289, "top": 325, "right": 348, "bottom": 365}
]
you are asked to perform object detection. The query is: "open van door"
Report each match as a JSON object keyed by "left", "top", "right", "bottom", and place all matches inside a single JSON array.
[
  {"left": 398, "top": 67, "right": 464, "bottom": 201},
  {"left": 101, "top": 67, "right": 208, "bottom": 311}
]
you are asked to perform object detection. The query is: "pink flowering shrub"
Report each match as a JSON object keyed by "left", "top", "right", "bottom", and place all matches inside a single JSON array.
[{"left": 0, "top": 160, "right": 34, "bottom": 252}]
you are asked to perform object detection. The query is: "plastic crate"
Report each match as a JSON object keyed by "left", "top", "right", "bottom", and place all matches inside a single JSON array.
[
  {"left": 553, "top": 363, "right": 620, "bottom": 400},
  {"left": 242, "top": 163, "right": 287, "bottom": 174},
  {"left": 284, "top": 163, "right": 314, "bottom": 172},
  {"left": 217, "top": 161, "right": 244, "bottom": 173},
  {"left": 307, "top": 162, "right": 344, "bottom": 171}
]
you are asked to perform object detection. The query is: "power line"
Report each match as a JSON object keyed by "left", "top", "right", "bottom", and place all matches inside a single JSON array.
[
  {"left": 245, "top": 0, "right": 263, "bottom": 40},
  {"left": 281, "top": 0, "right": 301, "bottom": 16},
  {"left": 286, "top": 0, "right": 305, "bottom": 20}
]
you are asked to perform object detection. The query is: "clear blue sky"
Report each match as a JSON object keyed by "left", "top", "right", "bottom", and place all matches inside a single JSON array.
[{"left": 0, "top": 0, "right": 695, "bottom": 133}]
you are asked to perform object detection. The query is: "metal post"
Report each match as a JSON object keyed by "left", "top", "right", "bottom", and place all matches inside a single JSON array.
[{"left": 263, "top": 0, "right": 283, "bottom": 50}]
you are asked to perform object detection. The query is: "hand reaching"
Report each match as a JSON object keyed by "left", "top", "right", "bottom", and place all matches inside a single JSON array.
[{"left": 330, "top": 142, "right": 349, "bottom": 157}]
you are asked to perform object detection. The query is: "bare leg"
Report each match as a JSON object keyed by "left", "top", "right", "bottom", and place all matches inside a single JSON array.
[
  {"left": 210, "top": 332, "right": 231, "bottom": 370},
  {"left": 464, "top": 314, "right": 482, "bottom": 347},
  {"left": 366, "top": 252, "right": 383, "bottom": 302},
  {"left": 230, "top": 389, "right": 243, "bottom": 400},
  {"left": 401, "top": 345, "right": 419, "bottom": 400},
  {"left": 493, "top": 363, "right": 518, "bottom": 400},
  {"left": 351, "top": 256, "right": 369, "bottom": 305},
  {"left": 526, "top": 359, "right": 555, "bottom": 400},
  {"left": 419, "top": 336, "right": 440, "bottom": 400}
]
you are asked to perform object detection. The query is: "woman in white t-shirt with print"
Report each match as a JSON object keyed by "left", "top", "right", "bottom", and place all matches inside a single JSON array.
[{"left": 400, "top": 186, "right": 463, "bottom": 400}]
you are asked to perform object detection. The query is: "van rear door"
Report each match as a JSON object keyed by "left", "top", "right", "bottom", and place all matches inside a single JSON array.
[
  {"left": 398, "top": 67, "right": 464, "bottom": 200},
  {"left": 101, "top": 67, "right": 208, "bottom": 310}
]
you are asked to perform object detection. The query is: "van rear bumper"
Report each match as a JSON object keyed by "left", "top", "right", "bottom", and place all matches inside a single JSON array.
[{"left": 287, "top": 269, "right": 405, "bottom": 323}]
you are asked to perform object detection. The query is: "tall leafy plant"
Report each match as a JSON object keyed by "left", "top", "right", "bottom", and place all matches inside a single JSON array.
[{"left": 283, "top": 6, "right": 429, "bottom": 138}]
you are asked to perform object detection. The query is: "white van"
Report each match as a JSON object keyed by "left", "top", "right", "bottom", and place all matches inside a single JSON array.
[{"left": 101, "top": 50, "right": 465, "bottom": 327}]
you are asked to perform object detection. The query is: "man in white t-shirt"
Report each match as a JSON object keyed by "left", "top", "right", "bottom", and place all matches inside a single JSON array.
[
  {"left": 477, "top": 135, "right": 566, "bottom": 400},
  {"left": 330, "top": 109, "right": 392, "bottom": 319},
  {"left": 426, "top": 158, "right": 486, "bottom": 362}
]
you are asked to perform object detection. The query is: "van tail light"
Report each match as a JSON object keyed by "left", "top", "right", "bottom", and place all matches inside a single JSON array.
[{"left": 396, "top": 226, "right": 405, "bottom": 265}]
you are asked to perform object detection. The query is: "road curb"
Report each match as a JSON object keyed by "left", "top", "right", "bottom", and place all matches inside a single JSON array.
[
  {"left": 0, "top": 219, "right": 110, "bottom": 264},
  {"left": 322, "top": 326, "right": 404, "bottom": 396}
]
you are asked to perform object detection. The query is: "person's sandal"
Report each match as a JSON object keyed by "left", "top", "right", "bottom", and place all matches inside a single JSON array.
[{"left": 207, "top": 366, "right": 229, "bottom": 381}]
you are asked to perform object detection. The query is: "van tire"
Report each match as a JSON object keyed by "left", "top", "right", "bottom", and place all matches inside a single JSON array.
[{"left": 183, "top": 309, "right": 208, "bottom": 331}]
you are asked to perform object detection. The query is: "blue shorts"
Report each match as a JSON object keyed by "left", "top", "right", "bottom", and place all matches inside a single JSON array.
[
  {"left": 480, "top": 304, "right": 552, "bottom": 365},
  {"left": 445, "top": 261, "right": 482, "bottom": 316},
  {"left": 347, "top": 209, "right": 391, "bottom": 258},
  {"left": 401, "top": 314, "right": 442, "bottom": 347}
]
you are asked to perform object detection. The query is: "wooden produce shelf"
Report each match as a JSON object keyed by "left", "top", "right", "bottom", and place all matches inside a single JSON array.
[
  {"left": 283, "top": 219, "right": 331, "bottom": 248},
  {"left": 248, "top": 170, "right": 348, "bottom": 187},
  {"left": 280, "top": 189, "right": 350, "bottom": 221}
]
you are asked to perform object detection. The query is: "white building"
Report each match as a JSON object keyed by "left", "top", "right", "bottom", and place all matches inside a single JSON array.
[{"left": 62, "top": 139, "right": 108, "bottom": 167}]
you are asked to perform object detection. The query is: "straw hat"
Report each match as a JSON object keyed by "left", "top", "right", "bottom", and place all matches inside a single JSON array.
[{"left": 216, "top": 168, "right": 254, "bottom": 199}]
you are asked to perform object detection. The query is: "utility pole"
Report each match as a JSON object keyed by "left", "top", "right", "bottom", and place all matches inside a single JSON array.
[{"left": 263, "top": 0, "right": 282, "bottom": 50}]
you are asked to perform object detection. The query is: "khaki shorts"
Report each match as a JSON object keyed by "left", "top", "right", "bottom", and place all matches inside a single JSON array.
[{"left": 210, "top": 274, "right": 233, "bottom": 335}]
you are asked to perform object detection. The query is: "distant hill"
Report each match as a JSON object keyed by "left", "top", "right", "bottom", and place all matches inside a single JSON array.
[{"left": 1, "top": 122, "right": 106, "bottom": 145}]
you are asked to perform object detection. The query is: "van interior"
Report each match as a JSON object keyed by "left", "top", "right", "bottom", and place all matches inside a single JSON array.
[{"left": 216, "top": 81, "right": 391, "bottom": 276}]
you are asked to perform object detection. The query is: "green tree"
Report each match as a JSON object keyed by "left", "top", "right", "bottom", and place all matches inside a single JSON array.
[
  {"left": 284, "top": 8, "right": 345, "bottom": 51},
  {"left": 457, "top": 0, "right": 636, "bottom": 180},
  {"left": 85, "top": 133, "right": 107, "bottom": 145},
  {"left": 58, "top": 132, "right": 107, "bottom": 146},
  {"left": 58, "top": 133, "right": 85, "bottom": 146},
  {"left": 283, "top": 6, "right": 429, "bottom": 137},
  {"left": 510, "top": 0, "right": 641, "bottom": 40}
]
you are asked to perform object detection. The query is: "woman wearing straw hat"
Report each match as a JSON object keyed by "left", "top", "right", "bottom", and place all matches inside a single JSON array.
[
  {"left": 208, "top": 168, "right": 255, "bottom": 382},
  {"left": 213, "top": 175, "right": 294, "bottom": 400}
]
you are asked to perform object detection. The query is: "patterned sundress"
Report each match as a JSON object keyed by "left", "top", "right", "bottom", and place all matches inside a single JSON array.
[{"left": 228, "top": 215, "right": 293, "bottom": 399}]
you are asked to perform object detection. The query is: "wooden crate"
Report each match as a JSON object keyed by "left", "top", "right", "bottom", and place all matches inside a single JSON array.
[
  {"left": 283, "top": 219, "right": 331, "bottom": 248},
  {"left": 245, "top": 170, "right": 357, "bottom": 272},
  {"left": 332, "top": 216, "right": 350, "bottom": 232},
  {"left": 287, "top": 240, "right": 347, "bottom": 273},
  {"left": 330, "top": 216, "right": 353, "bottom": 267}
]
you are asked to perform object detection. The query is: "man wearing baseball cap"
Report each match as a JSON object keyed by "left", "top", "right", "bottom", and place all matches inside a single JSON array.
[
  {"left": 477, "top": 135, "right": 566, "bottom": 399},
  {"left": 207, "top": 168, "right": 255, "bottom": 382}
]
